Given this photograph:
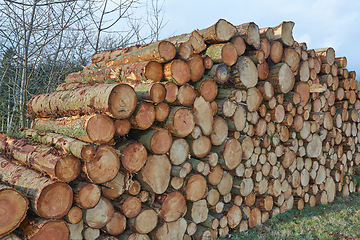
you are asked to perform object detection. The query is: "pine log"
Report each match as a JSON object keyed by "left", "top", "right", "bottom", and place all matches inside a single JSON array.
[
  {"left": 186, "top": 199, "right": 209, "bottom": 224},
  {"left": 102, "top": 212, "right": 126, "bottom": 236},
  {"left": 19, "top": 217, "right": 69, "bottom": 240},
  {"left": 137, "top": 154, "right": 171, "bottom": 194},
  {"left": 211, "top": 116, "right": 229, "bottom": 146},
  {"left": 231, "top": 36, "right": 246, "bottom": 56},
  {"left": 118, "top": 231, "right": 150, "bottom": 240},
  {"left": 187, "top": 54, "right": 205, "bottom": 82},
  {"left": 169, "top": 138, "right": 189, "bottom": 166},
  {"left": 115, "top": 119, "right": 131, "bottom": 137},
  {"left": 155, "top": 102, "right": 170, "bottom": 122},
  {"left": 151, "top": 218, "right": 187, "bottom": 240},
  {"left": 28, "top": 83, "right": 137, "bottom": 120},
  {"left": 174, "top": 84, "right": 197, "bottom": 106},
  {"left": 335, "top": 57, "right": 347, "bottom": 68},
  {"left": 258, "top": 61, "right": 270, "bottom": 80},
  {"left": 192, "top": 76, "right": 218, "bottom": 102},
  {"left": 64, "top": 61, "right": 163, "bottom": 84},
  {"left": 0, "top": 137, "right": 81, "bottom": 182},
  {"left": 112, "top": 194, "right": 142, "bottom": 219},
  {"left": 163, "top": 59, "right": 191, "bottom": 85},
  {"left": 130, "top": 128, "right": 171, "bottom": 155},
  {"left": 298, "top": 60, "right": 310, "bottom": 82},
  {"left": 268, "top": 63, "right": 295, "bottom": 93},
  {"left": 193, "top": 96, "right": 214, "bottom": 136},
  {"left": 32, "top": 114, "right": 115, "bottom": 145},
  {"left": 0, "top": 185, "right": 28, "bottom": 238},
  {"left": 129, "top": 102, "right": 156, "bottom": 130},
  {"left": 84, "top": 197, "right": 114, "bottom": 229},
  {"left": 245, "top": 49, "right": 265, "bottom": 64},
  {"left": 128, "top": 208, "right": 158, "bottom": 234},
  {"left": 101, "top": 172, "right": 126, "bottom": 199},
  {"left": 217, "top": 171, "right": 234, "bottom": 195},
  {"left": 236, "top": 22, "right": 261, "bottom": 49},
  {"left": 232, "top": 178, "right": 254, "bottom": 197},
  {"left": 258, "top": 81, "right": 274, "bottom": 101},
  {"left": 197, "top": 19, "right": 237, "bottom": 43},
  {"left": 188, "top": 136, "right": 212, "bottom": 158},
  {"left": 231, "top": 56, "right": 259, "bottom": 88},
  {"left": 163, "top": 107, "right": 195, "bottom": 137},
  {"left": 0, "top": 234, "right": 21, "bottom": 240},
  {"left": 259, "top": 27, "right": 275, "bottom": 41},
  {"left": 163, "top": 81, "right": 178, "bottom": 103},
  {"left": 183, "top": 174, "right": 207, "bottom": 202},
  {"left": 67, "top": 220, "right": 83, "bottom": 240},
  {"left": 205, "top": 42, "right": 238, "bottom": 66},
  {"left": 72, "top": 182, "right": 101, "bottom": 209},
  {"left": 206, "top": 63, "right": 230, "bottom": 84},
  {"left": 283, "top": 47, "right": 300, "bottom": 72},
  {"left": 83, "top": 227, "right": 100, "bottom": 240},
  {"left": 211, "top": 138, "right": 242, "bottom": 170},
  {"left": 21, "top": 128, "right": 95, "bottom": 162},
  {"left": 154, "top": 191, "right": 187, "bottom": 222},
  {"left": 166, "top": 30, "right": 207, "bottom": 54},
  {"left": 246, "top": 87, "right": 263, "bottom": 112},
  {"left": 65, "top": 206, "right": 82, "bottom": 224},
  {"left": 0, "top": 156, "right": 72, "bottom": 219},
  {"left": 270, "top": 41, "right": 283, "bottom": 63},
  {"left": 193, "top": 225, "right": 212, "bottom": 240},
  {"left": 272, "top": 21, "right": 295, "bottom": 46},
  {"left": 202, "top": 55, "right": 214, "bottom": 69},
  {"left": 315, "top": 47, "right": 335, "bottom": 65}
]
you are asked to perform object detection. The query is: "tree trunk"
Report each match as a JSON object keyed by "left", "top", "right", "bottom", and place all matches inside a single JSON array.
[
  {"left": 192, "top": 76, "right": 218, "bottom": 102},
  {"left": 154, "top": 191, "right": 187, "bottom": 222},
  {"left": 165, "top": 30, "right": 207, "bottom": 54},
  {"left": 0, "top": 185, "right": 28, "bottom": 238},
  {"left": 205, "top": 42, "right": 238, "bottom": 66},
  {"left": 0, "top": 156, "right": 72, "bottom": 219},
  {"left": 150, "top": 218, "right": 187, "bottom": 240},
  {"left": 28, "top": 83, "right": 137, "bottom": 120},
  {"left": 211, "top": 138, "right": 242, "bottom": 170}
]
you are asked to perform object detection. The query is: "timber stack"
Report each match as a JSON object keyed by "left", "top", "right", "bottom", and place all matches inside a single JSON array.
[{"left": 1, "top": 19, "right": 360, "bottom": 240}]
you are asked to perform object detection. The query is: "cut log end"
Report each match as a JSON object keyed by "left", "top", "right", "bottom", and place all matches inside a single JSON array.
[
  {"left": 55, "top": 155, "right": 81, "bottom": 183},
  {"left": 121, "top": 142, "right": 147, "bottom": 173},
  {"left": 222, "top": 43, "right": 238, "bottom": 66},
  {"left": 150, "top": 129, "right": 173, "bottom": 155},
  {"left": 87, "top": 114, "right": 116, "bottom": 144},
  {"left": 75, "top": 183, "right": 101, "bottom": 209},
  {"left": 109, "top": 84, "right": 137, "bottom": 119},
  {"left": 144, "top": 61, "right": 163, "bottom": 82},
  {"left": 22, "top": 220, "right": 70, "bottom": 240},
  {"left": 172, "top": 108, "right": 195, "bottom": 137},
  {"left": 38, "top": 182, "right": 73, "bottom": 219},
  {"left": 150, "top": 83, "right": 166, "bottom": 104},
  {"left": 215, "top": 19, "right": 237, "bottom": 42},
  {"left": 158, "top": 41, "right": 177, "bottom": 61}
]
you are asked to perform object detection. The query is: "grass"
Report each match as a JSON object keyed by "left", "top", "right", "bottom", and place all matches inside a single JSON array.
[{"left": 220, "top": 191, "right": 360, "bottom": 240}]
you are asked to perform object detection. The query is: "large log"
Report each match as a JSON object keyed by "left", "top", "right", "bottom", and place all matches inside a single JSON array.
[
  {"left": 0, "top": 185, "right": 28, "bottom": 238},
  {"left": 163, "top": 59, "right": 191, "bottom": 85},
  {"left": 236, "top": 22, "right": 261, "bottom": 49},
  {"left": 21, "top": 128, "right": 95, "bottom": 162},
  {"left": 28, "top": 83, "right": 137, "bottom": 120},
  {"left": 211, "top": 138, "right": 242, "bottom": 170},
  {"left": 272, "top": 21, "right": 295, "bottom": 46},
  {"left": 231, "top": 56, "right": 258, "bottom": 88},
  {"left": 32, "top": 114, "right": 115, "bottom": 145},
  {"left": 197, "top": 19, "right": 237, "bottom": 43},
  {"left": 163, "top": 107, "right": 195, "bottom": 137},
  {"left": 0, "top": 156, "right": 72, "bottom": 219},
  {"left": 72, "top": 182, "right": 101, "bottom": 209},
  {"left": 268, "top": 63, "right": 295, "bottom": 93},
  {"left": 205, "top": 42, "right": 238, "bottom": 66},
  {"left": 18, "top": 217, "right": 69, "bottom": 240},
  {"left": 154, "top": 191, "right": 187, "bottom": 222},
  {"left": 0, "top": 136, "right": 81, "bottom": 183}
]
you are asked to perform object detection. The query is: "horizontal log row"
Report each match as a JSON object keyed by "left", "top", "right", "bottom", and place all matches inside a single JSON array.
[{"left": 1, "top": 19, "right": 360, "bottom": 240}]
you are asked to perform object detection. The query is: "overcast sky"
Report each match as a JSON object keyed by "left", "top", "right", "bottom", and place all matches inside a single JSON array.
[{"left": 156, "top": 0, "right": 360, "bottom": 77}]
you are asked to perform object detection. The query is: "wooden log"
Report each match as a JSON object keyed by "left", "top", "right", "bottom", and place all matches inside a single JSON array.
[
  {"left": 118, "top": 231, "right": 150, "bottom": 240},
  {"left": 0, "top": 156, "right": 72, "bottom": 219},
  {"left": 115, "top": 119, "right": 131, "bottom": 137},
  {"left": 0, "top": 136, "right": 81, "bottom": 183},
  {"left": 127, "top": 208, "right": 158, "bottom": 234},
  {"left": 211, "top": 138, "right": 242, "bottom": 170},
  {"left": 270, "top": 41, "right": 283, "bottom": 63},
  {"left": 154, "top": 191, "right": 187, "bottom": 222},
  {"left": 166, "top": 30, "right": 206, "bottom": 54},
  {"left": 268, "top": 63, "right": 295, "bottom": 93},
  {"left": 335, "top": 57, "right": 347, "bottom": 68},
  {"left": 315, "top": 47, "right": 335, "bottom": 65},
  {"left": 192, "top": 76, "right": 218, "bottom": 102},
  {"left": 259, "top": 27, "right": 274, "bottom": 41},
  {"left": 67, "top": 219, "right": 83, "bottom": 240},
  {"left": 186, "top": 199, "right": 209, "bottom": 224},
  {"left": 236, "top": 22, "right": 261, "bottom": 49},
  {"left": 129, "top": 102, "right": 156, "bottom": 130},
  {"left": 112, "top": 194, "right": 142, "bottom": 219},
  {"left": 246, "top": 87, "right": 263, "bottom": 112},
  {"left": 101, "top": 172, "right": 126, "bottom": 199},
  {"left": 206, "top": 63, "right": 230, "bottom": 84},
  {"left": 0, "top": 234, "right": 21, "bottom": 240},
  {"left": 155, "top": 103, "right": 170, "bottom": 122},
  {"left": 245, "top": 49, "right": 265, "bottom": 64},
  {"left": 0, "top": 185, "right": 28, "bottom": 238},
  {"left": 193, "top": 96, "right": 214, "bottom": 136},
  {"left": 102, "top": 212, "right": 126, "bottom": 236},
  {"left": 197, "top": 19, "right": 237, "bottom": 43},
  {"left": 232, "top": 178, "right": 254, "bottom": 197},
  {"left": 231, "top": 36, "right": 246, "bottom": 56},
  {"left": 19, "top": 217, "right": 69, "bottom": 240},
  {"left": 272, "top": 21, "right": 295, "bottom": 46},
  {"left": 21, "top": 128, "right": 95, "bottom": 162},
  {"left": 131, "top": 127, "right": 172, "bottom": 155},
  {"left": 258, "top": 81, "right": 274, "bottom": 101},
  {"left": 205, "top": 42, "right": 238, "bottom": 66},
  {"left": 65, "top": 206, "right": 82, "bottom": 224},
  {"left": 164, "top": 59, "right": 191, "bottom": 85},
  {"left": 183, "top": 174, "right": 208, "bottom": 202},
  {"left": 84, "top": 197, "right": 114, "bottom": 229},
  {"left": 28, "top": 83, "right": 137, "bottom": 120},
  {"left": 188, "top": 136, "right": 212, "bottom": 158},
  {"left": 211, "top": 116, "right": 228, "bottom": 146},
  {"left": 163, "top": 107, "right": 195, "bottom": 137},
  {"left": 32, "top": 114, "right": 115, "bottom": 145},
  {"left": 231, "top": 56, "right": 259, "bottom": 88},
  {"left": 150, "top": 218, "right": 187, "bottom": 240},
  {"left": 169, "top": 138, "right": 189, "bottom": 166},
  {"left": 187, "top": 54, "right": 205, "bottom": 82},
  {"left": 258, "top": 61, "right": 270, "bottom": 80},
  {"left": 72, "top": 182, "right": 101, "bottom": 209},
  {"left": 217, "top": 171, "right": 233, "bottom": 195},
  {"left": 283, "top": 47, "right": 300, "bottom": 72},
  {"left": 137, "top": 154, "right": 171, "bottom": 194}
]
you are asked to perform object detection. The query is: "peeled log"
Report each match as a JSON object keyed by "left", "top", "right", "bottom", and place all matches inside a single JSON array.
[
  {"left": 0, "top": 185, "right": 28, "bottom": 238},
  {"left": 21, "top": 128, "right": 95, "bottom": 162},
  {"left": 84, "top": 197, "right": 114, "bottom": 229},
  {"left": 0, "top": 136, "right": 81, "bottom": 182},
  {"left": 137, "top": 155, "right": 171, "bottom": 194},
  {"left": 197, "top": 19, "right": 237, "bottom": 43},
  {"left": 19, "top": 218, "right": 69, "bottom": 240},
  {"left": 32, "top": 114, "right": 115, "bottom": 145},
  {"left": 272, "top": 21, "right": 295, "bottom": 47},
  {"left": 236, "top": 22, "right": 261, "bottom": 49},
  {"left": 164, "top": 107, "right": 195, "bottom": 137},
  {"left": 193, "top": 96, "right": 214, "bottom": 136},
  {"left": 28, "top": 83, "right": 137, "bottom": 120},
  {"left": 0, "top": 156, "right": 72, "bottom": 219},
  {"left": 231, "top": 56, "right": 258, "bottom": 88},
  {"left": 268, "top": 63, "right": 295, "bottom": 93}
]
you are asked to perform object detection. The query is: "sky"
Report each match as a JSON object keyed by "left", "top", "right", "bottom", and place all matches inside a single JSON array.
[{"left": 156, "top": 0, "right": 360, "bottom": 77}]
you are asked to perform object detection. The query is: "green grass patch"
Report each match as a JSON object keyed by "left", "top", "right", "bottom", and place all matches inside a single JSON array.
[{"left": 220, "top": 192, "right": 360, "bottom": 239}]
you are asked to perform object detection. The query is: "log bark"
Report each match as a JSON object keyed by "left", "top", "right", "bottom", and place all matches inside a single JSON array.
[
  {"left": 0, "top": 156, "right": 72, "bottom": 219},
  {"left": 21, "top": 128, "right": 95, "bottom": 162},
  {"left": 0, "top": 185, "right": 28, "bottom": 238},
  {"left": 0, "top": 136, "right": 81, "bottom": 182},
  {"left": 32, "top": 114, "right": 115, "bottom": 145},
  {"left": 19, "top": 217, "right": 69, "bottom": 240},
  {"left": 28, "top": 83, "right": 137, "bottom": 120}
]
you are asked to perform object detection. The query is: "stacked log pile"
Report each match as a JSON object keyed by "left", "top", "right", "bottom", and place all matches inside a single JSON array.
[{"left": 1, "top": 19, "right": 360, "bottom": 239}]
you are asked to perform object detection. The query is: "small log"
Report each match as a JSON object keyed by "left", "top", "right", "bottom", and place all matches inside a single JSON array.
[
  {"left": 175, "top": 84, "right": 197, "bottom": 107},
  {"left": 272, "top": 21, "right": 295, "bottom": 46},
  {"left": 270, "top": 41, "right": 283, "bottom": 63},
  {"left": 115, "top": 119, "right": 131, "bottom": 137},
  {"left": 151, "top": 218, "right": 187, "bottom": 240},
  {"left": 19, "top": 217, "right": 69, "bottom": 240},
  {"left": 28, "top": 83, "right": 137, "bottom": 120},
  {"left": 155, "top": 103, "right": 170, "bottom": 122},
  {"left": 65, "top": 206, "right": 83, "bottom": 224},
  {"left": 217, "top": 171, "right": 233, "bottom": 195},
  {"left": 67, "top": 220, "right": 83, "bottom": 240},
  {"left": 197, "top": 19, "right": 237, "bottom": 43},
  {"left": 205, "top": 42, "right": 238, "bottom": 66},
  {"left": 283, "top": 47, "right": 300, "bottom": 72},
  {"left": 211, "top": 116, "right": 229, "bottom": 146},
  {"left": 187, "top": 54, "right": 205, "bottom": 82},
  {"left": 169, "top": 138, "right": 189, "bottom": 166},
  {"left": 72, "top": 182, "right": 101, "bottom": 209},
  {"left": 32, "top": 114, "right": 115, "bottom": 145},
  {"left": 236, "top": 22, "right": 261, "bottom": 49},
  {"left": 186, "top": 199, "right": 209, "bottom": 224},
  {"left": 113, "top": 194, "right": 142, "bottom": 219},
  {"left": 246, "top": 87, "right": 263, "bottom": 112},
  {"left": 163, "top": 81, "right": 178, "bottom": 103},
  {"left": 0, "top": 185, "right": 28, "bottom": 238},
  {"left": 211, "top": 138, "right": 242, "bottom": 170},
  {"left": 154, "top": 191, "right": 187, "bottom": 222},
  {"left": 259, "top": 27, "right": 274, "bottom": 41},
  {"left": 193, "top": 96, "right": 214, "bottom": 136},
  {"left": 127, "top": 208, "right": 158, "bottom": 234},
  {"left": 102, "top": 212, "right": 126, "bottom": 236},
  {"left": 118, "top": 231, "right": 150, "bottom": 240},
  {"left": 315, "top": 47, "right": 335, "bottom": 65},
  {"left": 188, "top": 136, "right": 212, "bottom": 158},
  {"left": 101, "top": 172, "right": 126, "bottom": 199},
  {"left": 206, "top": 63, "right": 230, "bottom": 84},
  {"left": 183, "top": 174, "right": 208, "bottom": 202},
  {"left": 0, "top": 156, "right": 72, "bottom": 219},
  {"left": 231, "top": 36, "right": 246, "bottom": 56},
  {"left": 258, "top": 61, "right": 270, "bottom": 80},
  {"left": 335, "top": 57, "right": 347, "bottom": 68},
  {"left": 164, "top": 59, "right": 191, "bottom": 85},
  {"left": 192, "top": 76, "right": 218, "bottom": 102},
  {"left": 84, "top": 197, "right": 114, "bottom": 229},
  {"left": 166, "top": 30, "right": 206, "bottom": 54}
]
